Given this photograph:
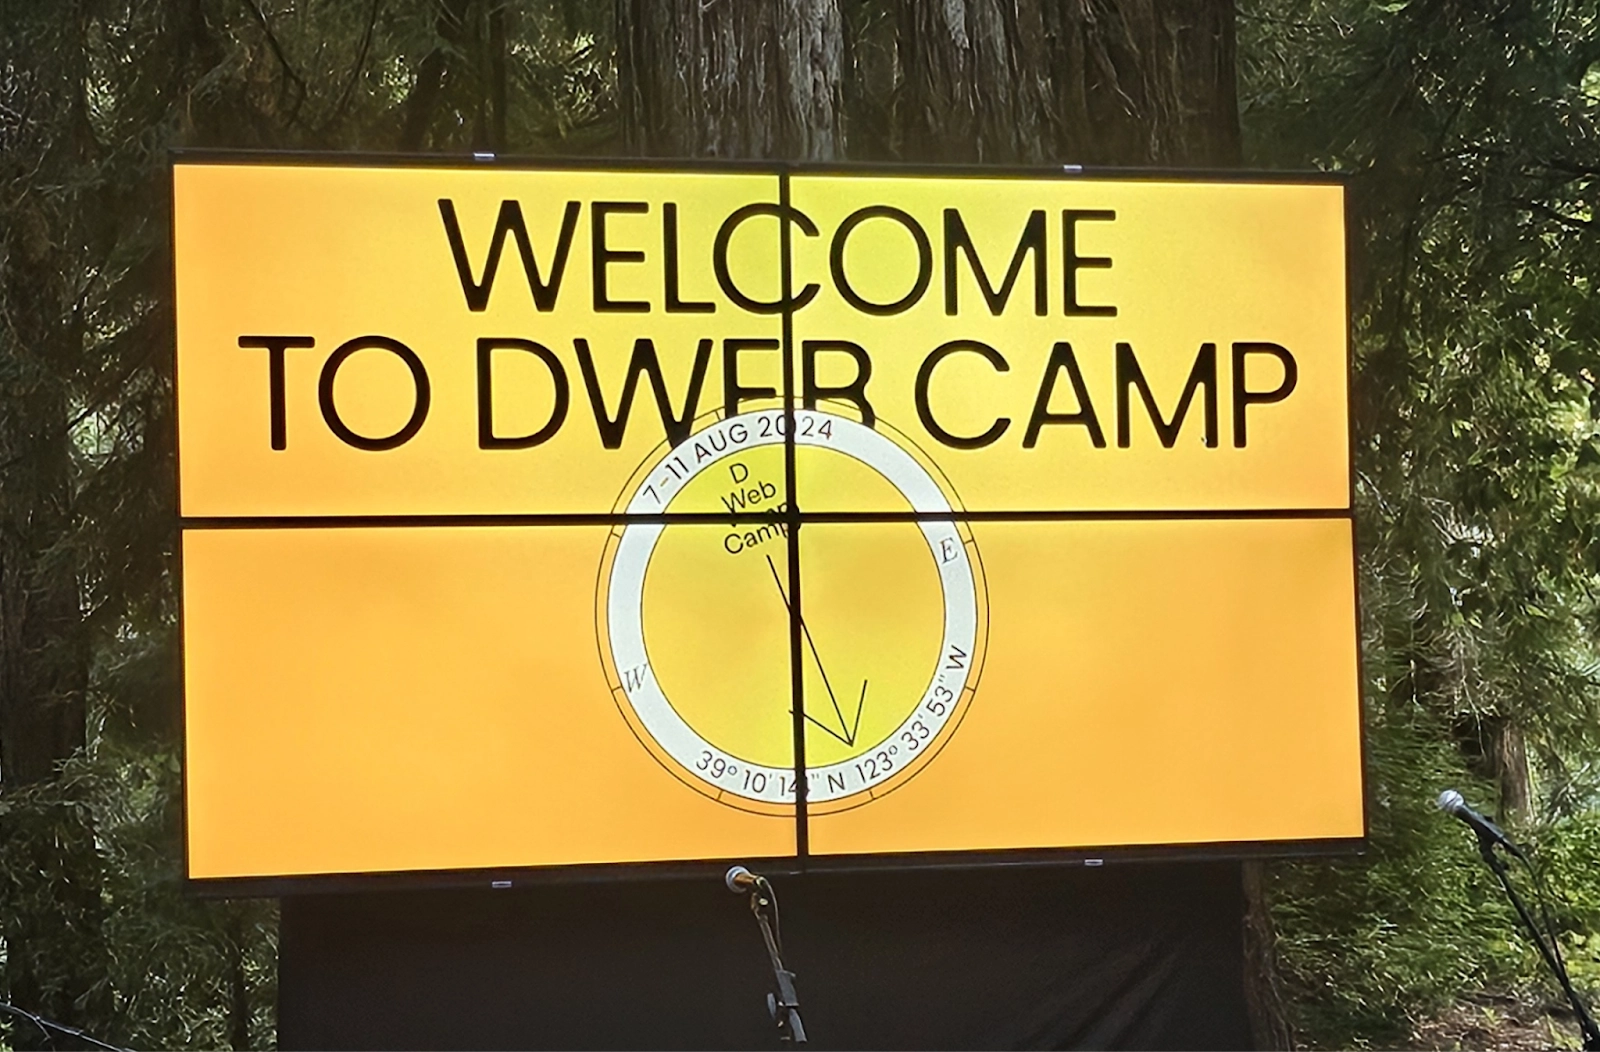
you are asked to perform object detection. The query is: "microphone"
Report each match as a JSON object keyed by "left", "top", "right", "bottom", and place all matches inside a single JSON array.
[
  {"left": 1437, "top": 794, "right": 1600, "bottom": 1049},
  {"left": 724, "top": 865, "right": 806, "bottom": 1043},
  {"left": 725, "top": 865, "right": 762, "bottom": 893},
  {"left": 1437, "top": 790, "right": 1523, "bottom": 856}
]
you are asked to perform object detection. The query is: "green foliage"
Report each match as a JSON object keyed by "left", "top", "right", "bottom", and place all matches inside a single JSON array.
[
  {"left": 0, "top": 749, "right": 278, "bottom": 1050},
  {"left": 1241, "top": 0, "right": 1600, "bottom": 1044},
  {"left": 1270, "top": 717, "right": 1522, "bottom": 1047},
  {"left": 3, "top": 1, "right": 1598, "bottom": 1048},
  {"left": 0, "top": 2, "right": 619, "bottom": 1047},
  {"left": 1529, "top": 812, "right": 1600, "bottom": 996}
]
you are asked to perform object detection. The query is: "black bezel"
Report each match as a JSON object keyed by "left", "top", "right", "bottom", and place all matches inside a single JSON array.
[{"left": 170, "top": 149, "right": 1365, "bottom": 897}]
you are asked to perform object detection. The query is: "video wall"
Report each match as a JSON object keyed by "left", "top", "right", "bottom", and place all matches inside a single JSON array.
[{"left": 175, "top": 158, "right": 1362, "bottom": 885}]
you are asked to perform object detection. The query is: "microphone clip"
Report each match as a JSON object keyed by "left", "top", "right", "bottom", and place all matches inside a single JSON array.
[{"left": 767, "top": 969, "right": 804, "bottom": 1043}]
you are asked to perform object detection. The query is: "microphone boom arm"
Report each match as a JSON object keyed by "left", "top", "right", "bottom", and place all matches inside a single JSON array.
[
  {"left": 1474, "top": 837, "right": 1600, "bottom": 1050},
  {"left": 1441, "top": 792, "right": 1600, "bottom": 1050},
  {"left": 728, "top": 868, "right": 807, "bottom": 1045}
]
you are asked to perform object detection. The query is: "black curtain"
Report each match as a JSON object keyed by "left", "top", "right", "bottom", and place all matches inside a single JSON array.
[{"left": 278, "top": 861, "right": 1253, "bottom": 1050}]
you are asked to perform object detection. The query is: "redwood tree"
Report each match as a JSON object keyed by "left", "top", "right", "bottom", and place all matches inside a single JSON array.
[{"left": 612, "top": 2, "right": 1286, "bottom": 1047}]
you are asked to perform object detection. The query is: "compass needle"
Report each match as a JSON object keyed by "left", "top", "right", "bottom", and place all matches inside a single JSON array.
[
  {"left": 766, "top": 555, "right": 854, "bottom": 743},
  {"left": 852, "top": 681, "right": 868, "bottom": 743},
  {"left": 792, "top": 708, "right": 852, "bottom": 746},
  {"left": 764, "top": 553, "right": 792, "bottom": 611}
]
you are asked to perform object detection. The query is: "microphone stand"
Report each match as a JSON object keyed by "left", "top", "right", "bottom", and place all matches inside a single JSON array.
[
  {"left": 740, "top": 878, "right": 807, "bottom": 1044},
  {"left": 1472, "top": 829, "right": 1600, "bottom": 1050}
]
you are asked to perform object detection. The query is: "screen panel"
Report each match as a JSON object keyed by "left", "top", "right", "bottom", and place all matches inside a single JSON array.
[
  {"left": 183, "top": 524, "right": 796, "bottom": 880},
  {"left": 803, "top": 517, "right": 1363, "bottom": 856},
  {"left": 175, "top": 156, "right": 1361, "bottom": 888},
  {"left": 787, "top": 174, "right": 1349, "bottom": 514},
  {"left": 174, "top": 164, "right": 786, "bottom": 518}
]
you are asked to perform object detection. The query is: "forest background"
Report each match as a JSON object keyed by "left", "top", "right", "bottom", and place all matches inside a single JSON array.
[{"left": 2, "top": 0, "right": 1600, "bottom": 1048}]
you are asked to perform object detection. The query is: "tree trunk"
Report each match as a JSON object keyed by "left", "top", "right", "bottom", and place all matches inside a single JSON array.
[
  {"left": 892, "top": 0, "right": 1055, "bottom": 163},
  {"left": 617, "top": 0, "right": 845, "bottom": 160},
  {"left": 1455, "top": 714, "right": 1531, "bottom": 821},
  {"left": 398, "top": 0, "right": 476, "bottom": 152},
  {"left": 489, "top": 3, "right": 508, "bottom": 151},
  {"left": 1243, "top": 860, "right": 1294, "bottom": 1050},
  {"left": 1065, "top": 0, "right": 1242, "bottom": 165},
  {"left": 227, "top": 909, "right": 252, "bottom": 1050},
  {"left": 614, "top": 3, "right": 1279, "bottom": 1045},
  {"left": 890, "top": 0, "right": 1241, "bottom": 165},
  {"left": 1488, "top": 720, "right": 1531, "bottom": 820}
]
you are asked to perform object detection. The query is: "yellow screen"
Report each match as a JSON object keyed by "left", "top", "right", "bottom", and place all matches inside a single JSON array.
[{"left": 175, "top": 158, "right": 1362, "bottom": 883}]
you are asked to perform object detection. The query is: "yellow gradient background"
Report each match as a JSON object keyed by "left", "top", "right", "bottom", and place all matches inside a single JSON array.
[
  {"left": 792, "top": 517, "right": 946, "bottom": 766},
  {"left": 788, "top": 175, "right": 1349, "bottom": 512},
  {"left": 175, "top": 163, "right": 1362, "bottom": 881},
  {"left": 175, "top": 164, "right": 783, "bottom": 517},
  {"left": 183, "top": 515, "right": 1360, "bottom": 879},
  {"left": 643, "top": 520, "right": 945, "bottom": 772},
  {"left": 809, "top": 517, "right": 1365, "bottom": 855},
  {"left": 645, "top": 441, "right": 944, "bottom": 769},
  {"left": 176, "top": 165, "right": 1346, "bottom": 518},
  {"left": 182, "top": 526, "right": 794, "bottom": 879}
]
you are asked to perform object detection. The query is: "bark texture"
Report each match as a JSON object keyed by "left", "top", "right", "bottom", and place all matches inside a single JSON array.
[
  {"left": 1489, "top": 720, "right": 1531, "bottom": 819},
  {"left": 617, "top": 0, "right": 846, "bottom": 160},
  {"left": 398, "top": 0, "right": 476, "bottom": 151},
  {"left": 1456, "top": 714, "right": 1532, "bottom": 821},
  {"left": 890, "top": 0, "right": 1242, "bottom": 165},
  {"left": 1243, "top": 860, "right": 1294, "bottom": 1050},
  {"left": 893, "top": 0, "right": 1054, "bottom": 162}
]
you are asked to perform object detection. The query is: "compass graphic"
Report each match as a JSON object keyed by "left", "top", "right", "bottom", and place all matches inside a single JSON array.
[{"left": 596, "top": 405, "right": 988, "bottom": 814}]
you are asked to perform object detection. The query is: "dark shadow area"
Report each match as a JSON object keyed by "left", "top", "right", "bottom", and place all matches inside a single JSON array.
[{"left": 279, "top": 860, "right": 1252, "bottom": 1050}]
